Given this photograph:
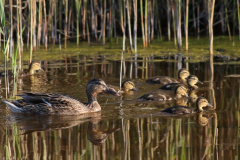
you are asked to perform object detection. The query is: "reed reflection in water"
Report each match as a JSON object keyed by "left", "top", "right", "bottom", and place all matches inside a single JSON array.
[{"left": 0, "top": 55, "right": 240, "bottom": 159}]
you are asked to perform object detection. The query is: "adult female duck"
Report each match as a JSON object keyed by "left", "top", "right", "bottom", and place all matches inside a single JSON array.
[{"left": 2, "top": 78, "right": 119, "bottom": 115}]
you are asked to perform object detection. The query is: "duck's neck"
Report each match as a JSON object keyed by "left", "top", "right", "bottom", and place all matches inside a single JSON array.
[
  {"left": 29, "top": 68, "right": 34, "bottom": 75},
  {"left": 196, "top": 105, "right": 203, "bottom": 113},
  {"left": 173, "top": 94, "right": 181, "bottom": 99},
  {"left": 87, "top": 91, "right": 98, "bottom": 103}
]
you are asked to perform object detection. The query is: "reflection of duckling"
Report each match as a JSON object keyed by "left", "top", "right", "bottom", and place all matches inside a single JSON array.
[
  {"left": 2, "top": 78, "right": 120, "bottom": 115},
  {"left": 196, "top": 112, "right": 213, "bottom": 126},
  {"left": 0, "top": 62, "right": 43, "bottom": 77},
  {"left": 87, "top": 119, "right": 120, "bottom": 145},
  {"left": 108, "top": 79, "right": 137, "bottom": 93},
  {"left": 161, "top": 97, "right": 213, "bottom": 114},
  {"left": 160, "top": 75, "right": 202, "bottom": 91},
  {"left": 137, "top": 85, "right": 188, "bottom": 101},
  {"left": 146, "top": 68, "right": 190, "bottom": 85}
]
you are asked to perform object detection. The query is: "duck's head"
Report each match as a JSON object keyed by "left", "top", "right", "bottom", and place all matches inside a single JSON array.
[
  {"left": 122, "top": 80, "right": 137, "bottom": 91},
  {"left": 87, "top": 79, "right": 120, "bottom": 97},
  {"left": 178, "top": 68, "right": 190, "bottom": 80},
  {"left": 187, "top": 75, "right": 202, "bottom": 89},
  {"left": 29, "top": 62, "right": 44, "bottom": 74},
  {"left": 174, "top": 85, "right": 188, "bottom": 98},
  {"left": 196, "top": 97, "right": 213, "bottom": 112}
]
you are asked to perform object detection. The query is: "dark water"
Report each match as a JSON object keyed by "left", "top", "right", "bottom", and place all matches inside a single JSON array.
[{"left": 0, "top": 53, "right": 240, "bottom": 160}]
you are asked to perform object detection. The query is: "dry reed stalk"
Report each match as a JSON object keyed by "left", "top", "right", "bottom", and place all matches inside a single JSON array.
[
  {"left": 83, "top": 0, "right": 87, "bottom": 39},
  {"left": 150, "top": 1, "right": 154, "bottom": 40},
  {"left": 10, "top": 0, "right": 13, "bottom": 55},
  {"left": 30, "top": 0, "right": 33, "bottom": 62},
  {"left": 140, "top": 0, "right": 145, "bottom": 47},
  {"left": 237, "top": 0, "right": 240, "bottom": 41},
  {"left": 167, "top": 0, "right": 171, "bottom": 41},
  {"left": 185, "top": 0, "right": 189, "bottom": 51},
  {"left": 65, "top": 0, "right": 68, "bottom": 48},
  {"left": 75, "top": 0, "right": 81, "bottom": 46},
  {"left": 17, "top": 0, "right": 20, "bottom": 54},
  {"left": 68, "top": 7, "right": 72, "bottom": 39},
  {"left": 37, "top": 0, "right": 42, "bottom": 49},
  {"left": 233, "top": 0, "right": 236, "bottom": 43},
  {"left": 176, "top": 0, "right": 182, "bottom": 50},
  {"left": 208, "top": 0, "right": 216, "bottom": 54},
  {"left": 103, "top": 0, "right": 106, "bottom": 45},
  {"left": 133, "top": 0, "right": 137, "bottom": 52},
  {"left": 33, "top": 0, "right": 36, "bottom": 50},
  {"left": 127, "top": 0, "right": 132, "bottom": 52},
  {"left": 144, "top": 0, "right": 148, "bottom": 46},
  {"left": 43, "top": 0, "right": 47, "bottom": 50},
  {"left": 171, "top": 0, "right": 177, "bottom": 46},
  {"left": 19, "top": 0, "right": 23, "bottom": 52},
  {"left": 119, "top": 0, "right": 125, "bottom": 51}
]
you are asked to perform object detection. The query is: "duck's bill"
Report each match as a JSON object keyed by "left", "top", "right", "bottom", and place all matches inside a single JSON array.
[
  {"left": 197, "top": 80, "right": 203, "bottom": 84},
  {"left": 39, "top": 68, "right": 44, "bottom": 71},
  {"left": 132, "top": 87, "right": 138, "bottom": 91},
  {"left": 184, "top": 93, "right": 188, "bottom": 97},
  {"left": 206, "top": 103, "right": 213, "bottom": 108},
  {"left": 106, "top": 89, "right": 120, "bottom": 96}
]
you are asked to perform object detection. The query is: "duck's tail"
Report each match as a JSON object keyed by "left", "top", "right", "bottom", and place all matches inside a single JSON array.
[{"left": 2, "top": 99, "right": 23, "bottom": 113}]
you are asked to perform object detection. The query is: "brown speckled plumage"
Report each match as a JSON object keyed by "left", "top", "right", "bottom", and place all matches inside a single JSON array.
[
  {"left": 146, "top": 68, "right": 189, "bottom": 85},
  {"left": 161, "top": 97, "right": 213, "bottom": 114},
  {"left": 160, "top": 75, "right": 202, "bottom": 91},
  {"left": 2, "top": 78, "right": 119, "bottom": 115},
  {"left": 138, "top": 85, "right": 188, "bottom": 101}
]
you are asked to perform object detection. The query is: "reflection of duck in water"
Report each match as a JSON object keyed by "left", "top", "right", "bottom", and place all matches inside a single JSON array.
[
  {"left": 146, "top": 68, "right": 190, "bottom": 85},
  {"left": 87, "top": 119, "right": 120, "bottom": 145},
  {"left": 108, "top": 79, "right": 137, "bottom": 93},
  {"left": 161, "top": 97, "right": 213, "bottom": 114},
  {"left": 196, "top": 112, "right": 214, "bottom": 126},
  {"left": 2, "top": 78, "right": 119, "bottom": 115},
  {"left": 7, "top": 112, "right": 101, "bottom": 134},
  {"left": 0, "top": 62, "right": 43, "bottom": 77},
  {"left": 137, "top": 85, "right": 188, "bottom": 101},
  {"left": 160, "top": 75, "right": 203, "bottom": 91}
]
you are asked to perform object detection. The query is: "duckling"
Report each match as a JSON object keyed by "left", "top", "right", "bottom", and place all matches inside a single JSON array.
[
  {"left": 0, "top": 61, "right": 43, "bottom": 77},
  {"left": 108, "top": 79, "right": 137, "bottom": 93},
  {"left": 160, "top": 97, "right": 213, "bottom": 114},
  {"left": 160, "top": 75, "right": 203, "bottom": 91},
  {"left": 146, "top": 68, "right": 190, "bottom": 85},
  {"left": 2, "top": 78, "right": 120, "bottom": 115},
  {"left": 137, "top": 85, "right": 188, "bottom": 101}
]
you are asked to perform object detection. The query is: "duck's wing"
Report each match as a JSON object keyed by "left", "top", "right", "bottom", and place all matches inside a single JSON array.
[
  {"left": 3, "top": 93, "right": 87, "bottom": 115},
  {"left": 161, "top": 106, "right": 194, "bottom": 114},
  {"left": 159, "top": 83, "right": 181, "bottom": 90},
  {"left": 146, "top": 76, "right": 180, "bottom": 84},
  {"left": 137, "top": 91, "right": 172, "bottom": 101}
]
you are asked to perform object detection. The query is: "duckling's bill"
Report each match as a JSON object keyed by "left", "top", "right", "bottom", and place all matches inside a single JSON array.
[
  {"left": 198, "top": 80, "right": 203, "bottom": 84},
  {"left": 105, "top": 89, "right": 120, "bottom": 96},
  {"left": 206, "top": 103, "right": 213, "bottom": 108}
]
